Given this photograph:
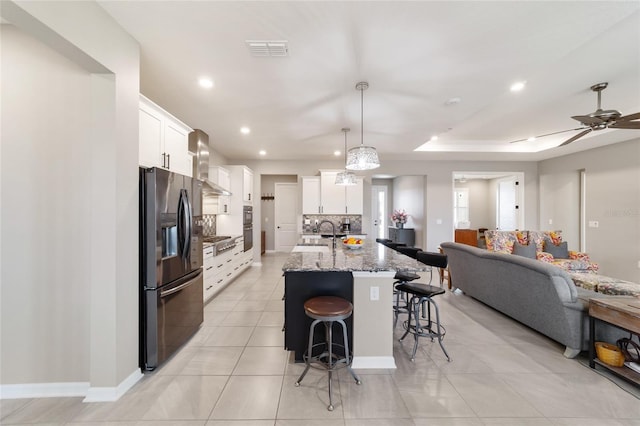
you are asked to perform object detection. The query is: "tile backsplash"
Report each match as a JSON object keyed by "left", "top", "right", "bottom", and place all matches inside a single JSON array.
[
  {"left": 302, "top": 215, "right": 362, "bottom": 234},
  {"left": 202, "top": 214, "right": 216, "bottom": 237}
]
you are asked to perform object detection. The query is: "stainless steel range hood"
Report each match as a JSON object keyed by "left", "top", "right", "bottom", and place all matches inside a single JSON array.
[{"left": 189, "top": 129, "right": 231, "bottom": 196}]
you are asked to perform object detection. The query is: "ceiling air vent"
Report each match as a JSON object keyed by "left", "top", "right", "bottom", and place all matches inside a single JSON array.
[{"left": 246, "top": 40, "right": 289, "bottom": 57}]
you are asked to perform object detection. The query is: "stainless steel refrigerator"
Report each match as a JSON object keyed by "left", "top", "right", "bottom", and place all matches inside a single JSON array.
[{"left": 139, "top": 167, "right": 203, "bottom": 371}]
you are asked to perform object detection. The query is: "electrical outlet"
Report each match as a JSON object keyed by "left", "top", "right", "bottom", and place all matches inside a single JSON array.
[
  {"left": 370, "top": 286, "right": 379, "bottom": 301},
  {"left": 436, "top": 219, "right": 442, "bottom": 225},
  {"left": 588, "top": 221, "right": 599, "bottom": 228},
  {"left": 548, "top": 219, "right": 553, "bottom": 225}
]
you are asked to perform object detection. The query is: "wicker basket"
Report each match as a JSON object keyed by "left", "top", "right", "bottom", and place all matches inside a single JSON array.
[{"left": 595, "top": 342, "right": 625, "bottom": 367}]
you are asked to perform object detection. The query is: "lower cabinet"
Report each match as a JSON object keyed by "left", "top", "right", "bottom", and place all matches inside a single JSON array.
[{"left": 203, "top": 238, "right": 253, "bottom": 303}]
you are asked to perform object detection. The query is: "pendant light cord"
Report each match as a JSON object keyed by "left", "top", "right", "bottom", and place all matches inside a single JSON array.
[{"left": 360, "top": 85, "right": 364, "bottom": 147}]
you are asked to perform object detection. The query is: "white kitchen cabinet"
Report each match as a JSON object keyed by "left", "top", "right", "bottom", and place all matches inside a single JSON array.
[
  {"left": 203, "top": 246, "right": 216, "bottom": 302},
  {"left": 345, "top": 177, "right": 364, "bottom": 214},
  {"left": 243, "top": 167, "right": 254, "bottom": 205},
  {"left": 139, "top": 95, "right": 193, "bottom": 177},
  {"left": 209, "top": 166, "right": 231, "bottom": 191},
  {"left": 301, "top": 177, "right": 321, "bottom": 214},
  {"left": 320, "top": 171, "right": 346, "bottom": 214},
  {"left": 302, "top": 171, "right": 364, "bottom": 215},
  {"left": 209, "top": 166, "right": 231, "bottom": 214}
]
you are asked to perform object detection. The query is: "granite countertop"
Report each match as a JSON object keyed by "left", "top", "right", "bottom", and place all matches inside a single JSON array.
[{"left": 282, "top": 238, "right": 427, "bottom": 273}]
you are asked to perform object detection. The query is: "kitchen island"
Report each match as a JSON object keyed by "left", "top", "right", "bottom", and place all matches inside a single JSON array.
[{"left": 282, "top": 238, "right": 427, "bottom": 369}]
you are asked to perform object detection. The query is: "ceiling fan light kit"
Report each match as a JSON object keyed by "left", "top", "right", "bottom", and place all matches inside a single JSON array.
[
  {"left": 346, "top": 81, "right": 381, "bottom": 170},
  {"left": 335, "top": 127, "right": 358, "bottom": 186}
]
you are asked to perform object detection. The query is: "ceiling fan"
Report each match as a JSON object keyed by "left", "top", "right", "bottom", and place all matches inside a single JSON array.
[{"left": 510, "top": 82, "right": 640, "bottom": 146}]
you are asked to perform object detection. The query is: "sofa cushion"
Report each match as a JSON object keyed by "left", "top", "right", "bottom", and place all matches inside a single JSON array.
[
  {"left": 545, "top": 240, "right": 569, "bottom": 259},
  {"left": 484, "top": 230, "right": 516, "bottom": 253},
  {"left": 513, "top": 242, "right": 536, "bottom": 259}
]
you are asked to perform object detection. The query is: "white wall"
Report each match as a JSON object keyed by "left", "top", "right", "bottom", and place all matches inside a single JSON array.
[
  {"left": 1, "top": 0, "right": 140, "bottom": 398},
  {"left": 539, "top": 171, "right": 581, "bottom": 250},
  {"left": 539, "top": 138, "right": 640, "bottom": 283},
  {"left": 393, "top": 176, "right": 424, "bottom": 248}
]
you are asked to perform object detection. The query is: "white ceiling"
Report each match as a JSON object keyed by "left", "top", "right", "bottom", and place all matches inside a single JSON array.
[{"left": 99, "top": 1, "right": 640, "bottom": 163}]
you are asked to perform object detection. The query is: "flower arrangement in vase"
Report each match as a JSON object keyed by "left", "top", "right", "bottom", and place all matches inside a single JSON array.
[{"left": 391, "top": 209, "right": 408, "bottom": 228}]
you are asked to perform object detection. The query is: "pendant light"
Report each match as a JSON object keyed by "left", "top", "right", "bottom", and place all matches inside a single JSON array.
[
  {"left": 335, "top": 128, "right": 357, "bottom": 186},
  {"left": 346, "top": 81, "right": 380, "bottom": 170}
]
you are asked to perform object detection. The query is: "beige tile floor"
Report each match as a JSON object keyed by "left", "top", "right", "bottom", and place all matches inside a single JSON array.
[{"left": 2, "top": 252, "right": 640, "bottom": 425}]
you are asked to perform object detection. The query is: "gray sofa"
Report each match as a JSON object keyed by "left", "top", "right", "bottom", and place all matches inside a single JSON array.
[{"left": 440, "top": 242, "right": 625, "bottom": 358}]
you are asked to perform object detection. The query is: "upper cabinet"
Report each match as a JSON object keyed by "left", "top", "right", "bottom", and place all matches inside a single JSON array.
[
  {"left": 242, "top": 167, "right": 254, "bottom": 205},
  {"left": 208, "top": 166, "right": 231, "bottom": 214},
  {"left": 320, "top": 171, "right": 346, "bottom": 214},
  {"left": 139, "top": 95, "right": 193, "bottom": 177},
  {"left": 301, "top": 176, "right": 321, "bottom": 214},
  {"left": 302, "top": 171, "right": 363, "bottom": 214}
]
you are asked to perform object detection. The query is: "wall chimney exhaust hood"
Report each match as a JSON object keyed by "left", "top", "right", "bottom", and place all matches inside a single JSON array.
[{"left": 188, "top": 129, "right": 231, "bottom": 196}]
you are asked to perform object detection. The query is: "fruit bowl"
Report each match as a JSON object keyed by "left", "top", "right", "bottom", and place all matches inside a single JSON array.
[{"left": 342, "top": 238, "right": 363, "bottom": 249}]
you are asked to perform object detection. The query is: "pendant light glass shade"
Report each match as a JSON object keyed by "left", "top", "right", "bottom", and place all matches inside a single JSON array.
[
  {"left": 346, "top": 81, "right": 380, "bottom": 170},
  {"left": 335, "top": 170, "right": 358, "bottom": 185},
  {"left": 335, "top": 127, "right": 357, "bottom": 185}
]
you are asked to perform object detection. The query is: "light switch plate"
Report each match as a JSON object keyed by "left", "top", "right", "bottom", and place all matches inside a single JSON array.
[
  {"left": 588, "top": 221, "right": 599, "bottom": 228},
  {"left": 370, "top": 286, "right": 379, "bottom": 301}
]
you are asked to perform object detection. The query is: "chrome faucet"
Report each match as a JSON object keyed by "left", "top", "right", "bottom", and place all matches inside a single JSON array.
[{"left": 318, "top": 220, "right": 337, "bottom": 251}]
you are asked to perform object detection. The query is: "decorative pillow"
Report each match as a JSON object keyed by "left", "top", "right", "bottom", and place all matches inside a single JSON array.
[
  {"left": 512, "top": 242, "right": 536, "bottom": 259},
  {"left": 528, "top": 231, "right": 546, "bottom": 253},
  {"left": 569, "top": 251, "right": 591, "bottom": 261},
  {"left": 545, "top": 241, "right": 569, "bottom": 259},
  {"left": 515, "top": 231, "right": 529, "bottom": 245},
  {"left": 537, "top": 251, "right": 554, "bottom": 263},
  {"left": 546, "top": 230, "right": 563, "bottom": 245}
]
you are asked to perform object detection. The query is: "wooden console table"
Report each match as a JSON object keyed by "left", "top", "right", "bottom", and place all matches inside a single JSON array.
[{"left": 589, "top": 297, "right": 640, "bottom": 386}]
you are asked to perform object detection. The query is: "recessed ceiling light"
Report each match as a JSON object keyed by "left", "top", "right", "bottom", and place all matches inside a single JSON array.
[
  {"left": 259, "top": 150, "right": 266, "bottom": 156},
  {"left": 198, "top": 77, "right": 214, "bottom": 89},
  {"left": 240, "top": 127, "right": 251, "bottom": 135},
  {"left": 445, "top": 97, "right": 461, "bottom": 105},
  {"left": 334, "top": 150, "right": 341, "bottom": 156},
  {"left": 527, "top": 136, "right": 536, "bottom": 142},
  {"left": 430, "top": 135, "right": 438, "bottom": 142},
  {"left": 510, "top": 81, "right": 526, "bottom": 92}
]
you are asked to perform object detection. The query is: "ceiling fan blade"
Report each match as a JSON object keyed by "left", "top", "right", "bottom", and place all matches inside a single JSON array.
[
  {"left": 571, "top": 114, "right": 604, "bottom": 126},
  {"left": 609, "top": 121, "right": 640, "bottom": 129},
  {"left": 615, "top": 111, "right": 640, "bottom": 122},
  {"left": 559, "top": 128, "right": 592, "bottom": 146},
  {"left": 508, "top": 127, "right": 586, "bottom": 144}
]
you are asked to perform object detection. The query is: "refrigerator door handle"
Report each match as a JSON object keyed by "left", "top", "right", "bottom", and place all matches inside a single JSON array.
[
  {"left": 160, "top": 270, "right": 201, "bottom": 298},
  {"left": 177, "top": 189, "right": 191, "bottom": 259}
]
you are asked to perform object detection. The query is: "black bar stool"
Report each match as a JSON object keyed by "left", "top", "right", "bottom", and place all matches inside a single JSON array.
[
  {"left": 393, "top": 246, "right": 423, "bottom": 327},
  {"left": 295, "top": 296, "right": 361, "bottom": 411},
  {"left": 396, "top": 251, "right": 450, "bottom": 362}
]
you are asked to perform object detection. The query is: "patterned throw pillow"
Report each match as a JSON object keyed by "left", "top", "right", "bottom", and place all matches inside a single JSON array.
[
  {"left": 537, "top": 251, "right": 554, "bottom": 263},
  {"left": 516, "top": 231, "right": 529, "bottom": 245},
  {"left": 569, "top": 251, "right": 591, "bottom": 261},
  {"left": 547, "top": 230, "right": 563, "bottom": 245}
]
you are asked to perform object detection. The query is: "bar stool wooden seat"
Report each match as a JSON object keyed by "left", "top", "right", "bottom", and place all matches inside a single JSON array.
[{"left": 295, "top": 296, "right": 361, "bottom": 411}]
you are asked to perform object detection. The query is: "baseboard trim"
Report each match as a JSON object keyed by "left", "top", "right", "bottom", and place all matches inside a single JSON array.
[
  {"left": 84, "top": 368, "right": 143, "bottom": 402},
  {"left": 0, "top": 368, "right": 143, "bottom": 402},
  {"left": 0, "top": 382, "right": 89, "bottom": 399},
  {"left": 351, "top": 356, "right": 396, "bottom": 369}
]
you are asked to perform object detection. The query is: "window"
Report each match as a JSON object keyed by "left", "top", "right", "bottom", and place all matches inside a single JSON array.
[{"left": 453, "top": 188, "right": 469, "bottom": 227}]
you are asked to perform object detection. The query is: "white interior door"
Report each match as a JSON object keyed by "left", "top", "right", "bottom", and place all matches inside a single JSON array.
[
  {"left": 275, "top": 183, "right": 299, "bottom": 252},
  {"left": 497, "top": 178, "right": 518, "bottom": 230},
  {"left": 370, "top": 185, "right": 388, "bottom": 239}
]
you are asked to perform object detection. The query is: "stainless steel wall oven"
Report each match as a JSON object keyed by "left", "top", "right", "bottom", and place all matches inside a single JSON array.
[{"left": 243, "top": 205, "right": 253, "bottom": 252}]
